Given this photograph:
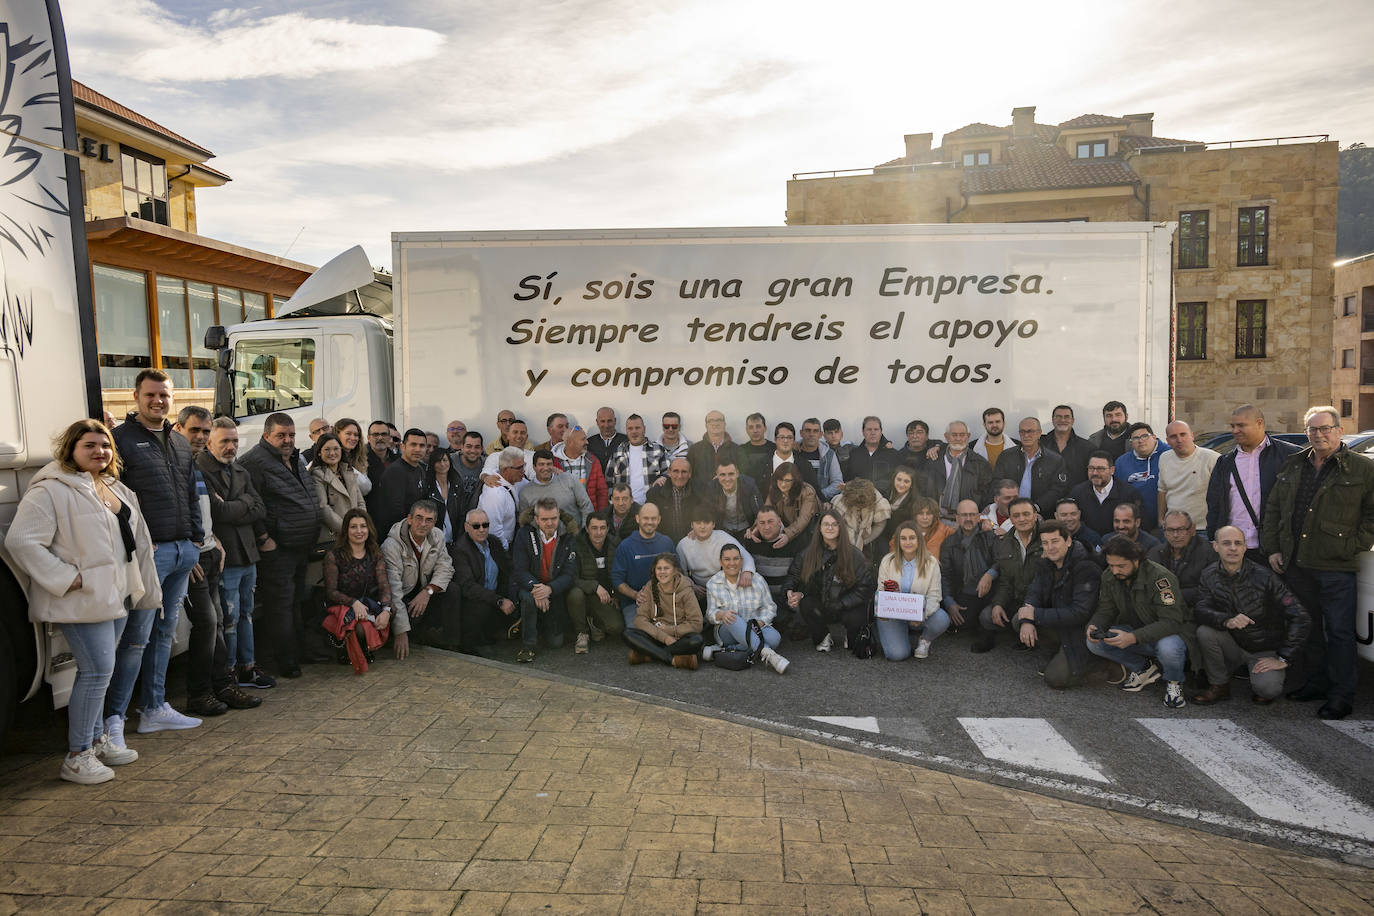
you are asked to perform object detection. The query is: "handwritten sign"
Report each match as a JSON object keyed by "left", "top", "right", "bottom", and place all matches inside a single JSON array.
[{"left": 876, "top": 591, "right": 925, "bottom": 622}]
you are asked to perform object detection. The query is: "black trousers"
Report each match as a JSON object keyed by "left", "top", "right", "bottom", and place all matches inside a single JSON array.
[
  {"left": 624, "top": 627, "right": 704, "bottom": 665},
  {"left": 404, "top": 583, "right": 463, "bottom": 647},
  {"left": 185, "top": 545, "right": 231, "bottom": 697},
  {"left": 255, "top": 546, "right": 309, "bottom": 671},
  {"left": 796, "top": 594, "right": 869, "bottom": 648}
]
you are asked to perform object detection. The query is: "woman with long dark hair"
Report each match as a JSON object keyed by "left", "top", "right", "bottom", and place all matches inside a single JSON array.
[
  {"left": 782, "top": 510, "right": 876, "bottom": 652},
  {"left": 332, "top": 417, "right": 372, "bottom": 497},
  {"left": 322, "top": 508, "right": 393, "bottom": 661},
  {"left": 624, "top": 553, "right": 704, "bottom": 669},
  {"left": 427, "top": 447, "right": 469, "bottom": 543},
  {"left": 310, "top": 432, "right": 365, "bottom": 543},
  {"left": 753, "top": 461, "right": 817, "bottom": 547}
]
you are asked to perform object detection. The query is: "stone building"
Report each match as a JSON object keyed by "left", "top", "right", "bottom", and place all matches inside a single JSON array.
[
  {"left": 75, "top": 80, "right": 313, "bottom": 413},
  {"left": 1332, "top": 252, "right": 1374, "bottom": 430},
  {"left": 786, "top": 106, "right": 1338, "bottom": 433}
]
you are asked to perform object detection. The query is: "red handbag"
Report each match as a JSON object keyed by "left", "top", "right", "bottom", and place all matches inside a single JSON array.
[{"left": 323, "top": 604, "right": 389, "bottom": 674}]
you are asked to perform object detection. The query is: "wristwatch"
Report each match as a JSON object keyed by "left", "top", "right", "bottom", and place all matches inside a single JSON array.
[{"left": 426, "top": 585, "right": 436, "bottom": 596}]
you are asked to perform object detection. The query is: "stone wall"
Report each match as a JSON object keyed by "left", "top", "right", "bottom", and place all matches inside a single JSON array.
[{"left": 1332, "top": 254, "right": 1374, "bottom": 430}]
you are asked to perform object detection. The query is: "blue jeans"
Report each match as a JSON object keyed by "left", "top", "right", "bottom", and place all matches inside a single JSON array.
[
  {"left": 717, "top": 617, "right": 781, "bottom": 651},
  {"left": 519, "top": 591, "right": 565, "bottom": 649},
  {"left": 876, "top": 608, "right": 951, "bottom": 661},
  {"left": 220, "top": 564, "right": 258, "bottom": 668},
  {"left": 106, "top": 539, "right": 198, "bottom": 717},
  {"left": 60, "top": 618, "right": 126, "bottom": 752},
  {"left": 1085, "top": 624, "right": 1188, "bottom": 682}
]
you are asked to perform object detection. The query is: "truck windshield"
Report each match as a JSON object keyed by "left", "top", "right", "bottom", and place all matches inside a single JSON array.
[{"left": 232, "top": 337, "right": 316, "bottom": 417}]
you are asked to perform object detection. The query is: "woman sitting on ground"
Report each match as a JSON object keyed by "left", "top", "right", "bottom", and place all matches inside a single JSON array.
[
  {"left": 829, "top": 477, "right": 891, "bottom": 553},
  {"left": 876, "top": 519, "right": 949, "bottom": 660},
  {"left": 310, "top": 432, "right": 364, "bottom": 543},
  {"left": 625, "top": 552, "right": 704, "bottom": 669},
  {"left": 706, "top": 544, "right": 789, "bottom": 673},
  {"left": 750, "top": 461, "right": 817, "bottom": 548},
  {"left": 322, "top": 508, "right": 393, "bottom": 662},
  {"left": 783, "top": 510, "right": 876, "bottom": 652}
]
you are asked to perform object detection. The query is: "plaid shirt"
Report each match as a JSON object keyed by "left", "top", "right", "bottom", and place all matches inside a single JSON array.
[
  {"left": 705, "top": 570, "right": 776, "bottom": 627},
  {"left": 606, "top": 439, "right": 670, "bottom": 489}
]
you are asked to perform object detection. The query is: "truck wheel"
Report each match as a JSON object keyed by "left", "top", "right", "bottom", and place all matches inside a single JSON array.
[{"left": 0, "top": 620, "right": 15, "bottom": 752}]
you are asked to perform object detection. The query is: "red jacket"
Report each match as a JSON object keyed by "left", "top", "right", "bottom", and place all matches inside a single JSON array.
[{"left": 555, "top": 454, "right": 608, "bottom": 511}]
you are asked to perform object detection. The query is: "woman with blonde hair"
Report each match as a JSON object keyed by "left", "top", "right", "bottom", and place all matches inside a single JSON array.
[
  {"left": 829, "top": 477, "right": 891, "bottom": 552},
  {"left": 876, "top": 519, "right": 949, "bottom": 660},
  {"left": 625, "top": 553, "right": 704, "bottom": 669},
  {"left": 5, "top": 419, "right": 160, "bottom": 784}
]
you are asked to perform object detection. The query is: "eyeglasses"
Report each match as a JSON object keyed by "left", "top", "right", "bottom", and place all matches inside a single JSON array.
[
  {"left": 1129, "top": 434, "right": 1153, "bottom": 442},
  {"left": 1307, "top": 425, "right": 1338, "bottom": 435},
  {"left": 447, "top": 425, "right": 465, "bottom": 432},
  {"left": 662, "top": 424, "right": 679, "bottom": 430},
  {"left": 469, "top": 522, "right": 490, "bottom": 529},
  {"left": 1018, "top": 429, "right": 1039, "bottom": 436}
]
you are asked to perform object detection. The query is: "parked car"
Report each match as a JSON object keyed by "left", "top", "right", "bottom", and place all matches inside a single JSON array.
[{"left": 1201, "top": 431, "right": 1309, "bottom": 455}]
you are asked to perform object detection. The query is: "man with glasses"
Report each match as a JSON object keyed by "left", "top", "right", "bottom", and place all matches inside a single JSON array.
[
  {"left": 1157, "top": 421, "right": 1219, "bottom": 539},
  {"left": 926, "top": 420, "right": 993, "bottom": 520},
  {"left": 1040, "top": 404, "right": 1091, "bottom": 487},
  {"left": 302, "top": 418, "right": 332, "bottom": 465},
  {"left": 992, "top": 417, "right": 1068, "bottom": 517},
  {"left": 450, "top": 508, "right": 514, "bottom": 657},
  {"left": 478, "top": 447, "right": 528, "bottom": 548},
  {"left": 1069, "top": 452, "right": 1142, "bottom": 536},
  {"left": 486, "top": 410, "right": 517, "bottom": 455},
  {"left": 1206, "top": 404, "right": 1299, "bottom": 562},
  {"left": 1147, "top": 510, "right": 1212, "bottom": 607},
  {"left": 1262, "top": 406, "right": 1374, "bottom": 720},
  {"left": 1115, "top": 422, "right": 1170, "bottom": 532},
  {"left": 364, "top": 420, "right": 395, "bottom": 513},
  {"left": 657, "top": 412, "right": 691, "bottom": 461},
  {"left": 445, "top": 420, "right": 468, "bottom": 451}
]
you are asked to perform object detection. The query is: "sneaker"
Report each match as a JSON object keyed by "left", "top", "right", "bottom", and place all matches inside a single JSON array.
[
  {"left": 816, "top": 633, "right": 834, "bottom": 653},
  {"left": 93, "top": 733, "right": 138, "bottom": 766},
  {"left": 760, "top": 647, "right": 790, "bottom": 674},
  {"left": 136, "top": 703, "right": 203, "bottom": 734},
  {"left": 1120, "top": 661, "right": 1161, "bottom": 693},
  {"left": 588, "top": 621, "right": 605, "bottom": 642},
  {"left": 237, "top": 665, "right": 276, "bottom": 689},
  {"left": 216, "top": 685, "right": 263, "bottom": 709},
  {"left": 913, "top": 639, "right": 931, "bottom": 660},
  {"left": 516, "top": 648, "right": 536, "bottom": 663},
  {"left": 575, "top": 633, "right": 590, "bottom": 655},
  {"left": 701, "top": 644, "right": 721, "bottom": 662},
  {"left": 1163, "top": 681, "right": 1187, "bottom": 709},
  {"left": 60, "top": 748, "right": 114, "bottom": 785},
  {"left": 103, "top": 714, "right": 128, "bottom": 752}
]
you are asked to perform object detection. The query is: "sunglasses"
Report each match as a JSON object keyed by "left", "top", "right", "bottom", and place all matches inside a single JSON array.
[{"left": 469, "top": 522, "right": 490, "bottom": 529}]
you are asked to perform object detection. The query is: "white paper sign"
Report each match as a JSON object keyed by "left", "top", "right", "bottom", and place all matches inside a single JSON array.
[{"left": 876, "top": 591, "right": 925, "bottom": 621}]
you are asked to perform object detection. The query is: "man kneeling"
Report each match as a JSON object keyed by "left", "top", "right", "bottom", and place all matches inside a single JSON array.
[
  {"left": 625, "top": 553, "right": 704, "bottom": 669},
  {"left": 1192, "top": 526, "right": 1310, "bottom": 705},
  {"left": 510, "top": 498, "right": 577, "bottom": 663}
]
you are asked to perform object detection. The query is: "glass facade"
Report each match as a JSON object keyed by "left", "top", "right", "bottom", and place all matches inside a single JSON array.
[{"left": 93, "top": 265, "right": 151, "bottom": 389}]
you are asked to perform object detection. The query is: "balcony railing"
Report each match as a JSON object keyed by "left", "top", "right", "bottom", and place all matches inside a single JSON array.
[
  {"left": 1363, "top": 313, "right": 1374, "bottom": 333},
  {"left": 1362, "top": 368, "right": 1374, "bottom": 386}
]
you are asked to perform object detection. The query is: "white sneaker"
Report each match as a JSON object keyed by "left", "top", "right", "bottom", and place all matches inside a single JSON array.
[
  {"left": 60, "top": 748, "right": 114, "bottom": 785},
  {"left": 1120, "top": 661, "right": 1162, "bottom": 693},
  {"left": 701, "top": 644, "right": 721, "bottom": 662},
  {"left": 94, "top": 733, "right": 138, "bottom": 766},
  {"left": 104, "top": 714, "right": 128, "bottom": 751},
  {"left": 137, "top": 703, "right": 202, "bottom": 733},
  {"left": 913, "top": 639, "right": 931, "bottom": 659},
  {"left": 816, "top": 633, "right": 833, "bottom": 653},
  {"left": 1163, "top": 681, "right": 1187, "bottom": 709},
  {"left": 760, "top": 647, "right": 790, "bottom": 674}
]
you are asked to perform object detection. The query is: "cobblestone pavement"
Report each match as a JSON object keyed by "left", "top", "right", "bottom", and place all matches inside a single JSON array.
[{"left": 1, "top": 650, "right": 1372, "bottom": 915}]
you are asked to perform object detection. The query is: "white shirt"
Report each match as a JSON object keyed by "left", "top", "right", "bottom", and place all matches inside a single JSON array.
[
  {"left": 658, "top": 437, "right": 691, "bottom": 461},
  {"left": 773, "top": 450, "right": 798, "bottom": 473},
  {"left": 627, "top": 443, "right": 647, "bottom": 502}
]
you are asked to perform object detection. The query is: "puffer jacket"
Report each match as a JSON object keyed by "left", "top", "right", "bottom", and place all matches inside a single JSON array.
[
  {"left": 6, "top": 462, "right": 161, "bottom": 622},
  {"left": 112, "top": 412, "right": 202, "bottom": 543},
  {"left": 782, "top": 543, "right": 877, "bottom": 615},
  {"left": 240, "top": 439, "right": 320, "bottom": 550},
  {"left": 509, "top": 524, "right": 577, "bottom": 598},
  {"left": 1023, "top": 541, "right": 1100, "bottom": 674},
  {"left": 1193, "top": 559, "right": 1311, "bottom": 661},
  {"left": 195, "top": 450, "right": 267, "bottom": 567},
  {"left": 381, "top": 520, "right": 454, "bottom": 634},
  {"left": 1261, "top": 445, "right": 1374, "bottom": 572}
]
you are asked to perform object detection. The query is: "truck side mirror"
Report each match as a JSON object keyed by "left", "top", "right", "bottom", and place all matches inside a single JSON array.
[{"left": 204, "top": 325, "right": 228, "bottom": 350}]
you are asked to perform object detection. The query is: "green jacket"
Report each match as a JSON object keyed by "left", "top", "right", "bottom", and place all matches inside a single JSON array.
[
  {"left": 989, "top": 529, "right": 1042, "bottom": 610},
  {"left": 573, "top": 527, "right": 621, "bottom": 598},
  {"left": 1261, "top": 446, "right": 1374, "bottom": 572},
  {"left": 1089, "top": 559, "right": 1199, "bottom": 667}
]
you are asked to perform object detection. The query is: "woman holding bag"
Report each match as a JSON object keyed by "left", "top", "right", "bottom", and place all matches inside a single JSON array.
[
  {"left": 321, "top": 508, "right": 392, "bottom": 668},
  {"left": 5, "top": 419, "right": 160, "bottom": 784}
]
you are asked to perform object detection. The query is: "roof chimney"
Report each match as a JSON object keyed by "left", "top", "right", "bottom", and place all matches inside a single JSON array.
[
  {"left": 1123, "top": 112, "right": 1154, "bottom": 137},
  {"left": 903, "top": 132, "right": 933, "bottom": 161},
  {"left": 1011, "top": 106, "right": 1036, "bottom": 138}
]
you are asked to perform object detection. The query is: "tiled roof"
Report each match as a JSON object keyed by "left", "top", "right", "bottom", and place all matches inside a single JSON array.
[
  {"left": 942, "top": 122, "right": 1007, "bottom": 140},
  {"left": 73, "top": 80, "right": 214, "bottom": 159},
  {"left": 961, "top": 139, "right": 1139, "bottom": 194},
  {"left": 1119, "top": 134, "right": 1205, "bottom": 151},
  {"left": 1058, "top": 113, "right": 1127, "bottom": 129}
]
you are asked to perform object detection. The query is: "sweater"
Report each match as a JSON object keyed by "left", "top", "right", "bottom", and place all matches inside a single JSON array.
[
  {"left": 675, "top": 531, "right": 756, "bottom": 588},
  {"left": 517, "top": 472, "right": 594, "bottom": 531},
  {"left": 611, "top": 531, "right": 676, "bottom": 604}
]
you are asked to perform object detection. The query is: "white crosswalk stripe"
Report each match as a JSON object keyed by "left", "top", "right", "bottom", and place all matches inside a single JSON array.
[
  {"left": 957, "top": 717, "right": 1108, "bottom": 783},
  {"left": 1324, "top": 720, "right": 1374, "bottom": 751},
  {"left": 807, "top": 715, "right": 879, "bottom": 733},
  {"left": 1138, "top": 718, "right": 1374, "bottom": 842}
]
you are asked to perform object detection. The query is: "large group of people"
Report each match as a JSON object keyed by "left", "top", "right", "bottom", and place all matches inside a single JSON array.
[{"left": 8, "top": 370, "right": 1372, "bottom": 785}]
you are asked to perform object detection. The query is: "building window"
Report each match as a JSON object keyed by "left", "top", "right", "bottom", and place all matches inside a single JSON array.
[
  {"left": 961, "top": 149, "right": 991, "bottom": 167},
  {"left": 1176, "top": 302, "right": 1207, "bottom": 360},
  {"left": 1342, "top": 399, "right": 1353, "bottom": 418},
  {"left": 1076, "top": 140, "right": 1108, "bottom": 159},
  {"left": 93, "top": 265, "right": 152, "bottom": 389},
  {"left": 1178, "top": 210, "right": 1209, "bottom": 269},
  {"left": 1344, "top": 295, "right": 1356, "bottom": 316},
  {"left": 1236, "top": 300, "right": 1266, "bottom": 358},
  {"left": 233, "top": 337, "right": 315, "bottom": 417},
  {"left": 1343, "top": 349, "right": 1356, "bottom": 369},
  {"left": 1237, "top": 206, "right": 1269, "bottom": 267},
  {"left": 121, "top": 147, "right": 169, "bottom": 225}
]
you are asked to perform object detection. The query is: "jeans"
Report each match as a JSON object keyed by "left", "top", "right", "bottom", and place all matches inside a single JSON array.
[
  {"left": 1284, "top": 564, "right": 1359, "bottom": 704},
  {"left": 717, "top": 617, "right": 781, "bottom": 651},
  {"left": 1085, "top": 624, "right": 1188, "bottom": 682},
  {"left": 876, "top": 608, "right": 951, "bottom": 661},
  {"left": 185, "top": 546, "right": 231, "bottom": 697},
  {"left": 519, "top": 590, "right": 566, "bottom": 649},
  {"left": 255, "top": 546, "right": 309, "bottom": 671},
  {"left": 106, "top": 538, "right": 198, "bottom": 717},
  {"left": 1196, "top": 625, "right": 1286, "bottom": 699},
  {"left": 221, "top": 564, "right": 257, "bottom": 668},
  {"left": 60, "top": 617, "right": 126, "bottom": 752}
]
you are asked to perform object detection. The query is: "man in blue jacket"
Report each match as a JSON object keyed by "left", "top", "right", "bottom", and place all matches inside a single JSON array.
[
  {"left": 611, "top": 502, "right": 675, "bottom": 629},
  {"left": 510, "top": 498, "right": 578, "bottom": 663}
]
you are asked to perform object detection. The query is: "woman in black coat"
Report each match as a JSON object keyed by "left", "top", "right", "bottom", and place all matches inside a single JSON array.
[{"left": 782, "top": 509, "right": 877, "bottom": 652}]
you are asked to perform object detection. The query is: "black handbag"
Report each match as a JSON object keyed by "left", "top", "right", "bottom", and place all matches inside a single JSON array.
[{"left": 714, "top": 620, "right": 767, "bottom": 670}]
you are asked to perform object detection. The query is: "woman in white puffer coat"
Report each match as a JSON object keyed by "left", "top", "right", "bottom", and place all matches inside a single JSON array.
[{"left": 5, "top": 419, "right": 160, "bottom": 785}]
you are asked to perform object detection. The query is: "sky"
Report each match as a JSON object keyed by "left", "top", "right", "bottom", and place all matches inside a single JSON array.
[{"left": 64, "top": 0, "right": 1374, "bottom": 272}]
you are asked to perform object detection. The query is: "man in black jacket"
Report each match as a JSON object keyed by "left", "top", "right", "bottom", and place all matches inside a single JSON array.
[
  {"left": 1040, "top": 405, "right": 1092, "bottom": 488},
  {"left": 846, "top": 416, "right": 898, "bottom": 485},
  {"left": 241, "top": 412, "right": 320, "bottom": 678},
  {"left": 940, "top": 499, "right": 1000, "bottom": 633},
  {"left": 992, "top": 417, "right": 1068, "bottom": 518},
  {"left": 605, "top": 485, "right": 641, "bottom": 540},
  {"left": 927, "top": 422, "right": 994, "bottom": 520},
  {"left": 1087, "top": 400, "right": 1130, "bottom": 462},
  {"left": 375, "top": 428, "right": 431, "bottom": 535},
  {"left": 510, "top": 498, "right": 578, "bottom": 662},
  {"left": 1192, "top": 526, "right": 1310, "bottom": 705},
  {"left": 450, "top": 508, "right": 515, "bottom": 656},
  {"left": 1147, "top": 510, "right": 1213, "bottom": 607},
  {"left": 106, "top": 369, "right": 205, "bottom": 740},
  {"left": 699, "top": 459, "right": 763, "bottom": 540},
  {"left": 364, "top": 420, "right": 394, "bottom": 514},
  {"left": 1205, "top": 404, "right": 1300, "bottom": 562},
  {"left": 648, "top": 458, "right": 699, "bottom": 543},
  {"left": 1069, "top": 452, "right": 1143, "bottom": 536},
  {"left": 589, "top": 406, "right": 629, "bottom": 472},
  {"left": 1015, "top": 521, "right": 1102, "bottom": 688}
]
